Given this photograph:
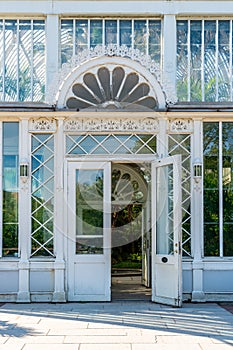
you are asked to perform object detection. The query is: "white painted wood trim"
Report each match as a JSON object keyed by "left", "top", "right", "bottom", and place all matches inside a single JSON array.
[{"left": 45, "top": 14, "right": 59, "bottom": 99}]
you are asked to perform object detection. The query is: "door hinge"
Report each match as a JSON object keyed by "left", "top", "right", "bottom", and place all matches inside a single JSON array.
[{"left": 175, "top": 241, "right": 182, "bottom": 255}]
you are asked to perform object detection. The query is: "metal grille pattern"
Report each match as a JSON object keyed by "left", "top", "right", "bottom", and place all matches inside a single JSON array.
[
  {"left": 168, "top": 134, "right": 192, "bottom": 257},
  {"left": 66, "top": 134, "right": 157, "bottom": 155},
  {"left": 0, "top": 19, "right": 45, "bottom": 102},
  {"left": 31, "top": 134, "right": 54, "bottom": 257}
]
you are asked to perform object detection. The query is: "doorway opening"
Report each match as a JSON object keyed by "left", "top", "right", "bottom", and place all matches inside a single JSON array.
[{"left": 111, "top": 163, "right": 152, "bottom": 300}]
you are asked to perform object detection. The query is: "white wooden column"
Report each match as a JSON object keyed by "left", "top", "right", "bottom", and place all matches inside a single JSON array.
[
  {"left": 157, "top": 118, "right": 168, "bottom": 158},
  {"left": 45, "top": 14, "right": 59, "bottom": 102},
  {"left": 191, "top": 119, "right": 205, "bottom": 302},
  {"left": 52, "top": 119, "right": 66, "bottom": 302},
  {"left": 17, "top": 118, "right": 30, "bottom": 302},
  {"left": 163, "top": 15, "right": 177, "bottom": 99}
]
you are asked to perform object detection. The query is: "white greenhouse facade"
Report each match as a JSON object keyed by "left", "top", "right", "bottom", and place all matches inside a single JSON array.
[{"left": 1, "top": 0, "right": 233, "bottom": 306}]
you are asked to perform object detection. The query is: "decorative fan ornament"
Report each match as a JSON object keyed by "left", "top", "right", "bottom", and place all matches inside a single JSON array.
[{"left": 66, "top": 66, "right": 157, "bottom": 111}]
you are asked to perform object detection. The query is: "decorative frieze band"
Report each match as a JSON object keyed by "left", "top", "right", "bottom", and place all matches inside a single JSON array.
[
  {"left": 169, "top": 119, "right": 193, "bottom": 133},
  {"left": 64, "top": 117, "right": 159, "bottom": 132},
  {"left": 29, "top": 118, "right": 57, "bottom": 133}
]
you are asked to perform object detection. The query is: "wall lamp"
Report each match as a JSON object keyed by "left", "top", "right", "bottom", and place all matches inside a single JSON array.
[
  {"left": 20, "top": 159, "right": 29, "bottom": 182},
  {"left": 193, "top": 158, "right": 202, "bottom": 183}
]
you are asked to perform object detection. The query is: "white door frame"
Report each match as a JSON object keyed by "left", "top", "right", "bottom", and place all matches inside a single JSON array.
[{"left": 65, "top": 155, "right": 182, "bottom": 304}]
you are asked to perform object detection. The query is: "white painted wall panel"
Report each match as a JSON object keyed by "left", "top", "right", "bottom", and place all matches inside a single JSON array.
[
  {"left": 0, "top": 271, "right": 18, "bottom": 292},
  {"left": 29, "top": 271, "right": 54, "bottom": 292},
  {"left": 182, "top": 270, "right": 193, "bottom": 293},
  {"left": 204, "top": 271, "right": 233, "bottom": 292}
]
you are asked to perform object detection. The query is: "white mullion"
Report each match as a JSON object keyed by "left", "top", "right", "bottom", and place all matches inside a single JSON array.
[
  {"left": 201, "top": 20, "right": 205, "bottom": 101},
  {"left": 72, "top": 19, "right": 76, "bottom": 57},
  {"left": 88, "top": 19, "right": 90, "bottom": 50},
  {"left": 2, "top": 20, "right": 5, "bottom": 101},
  {"left": 103, "top": 19, "right": 105, "bottom": 47},
  {"left": 132, "top": 19, "right": 134, "bottom": 50},
  {"left": 117, "top": 19, "right": 119, "bottom": 48},
  {"left": 219, "top": 122, "right": 223, "bottom": 257},
  {"left": 216, "top": 20, "right": 219, "bottom": 102},
  {"left": 187, "top": 20, "right": 191, "bottom": 101},
  {"left": 30, "top": 20, "right": 34, "bottom": 101},
  {"left": 0, "top": 122, "right": 2, "bottom": 257},
  {"left": 230, "top": 20, "right": 232, "bottom": 101},
  {"left": 146, "top": 19, "right": 149, "bottom": 56},
  {"left": 16, "top": 20, "right": 20, "bottom": 100}
]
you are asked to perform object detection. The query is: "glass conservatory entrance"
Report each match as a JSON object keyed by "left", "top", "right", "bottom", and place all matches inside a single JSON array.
[{"left": 67, "top": 156, "right": 182, "bottom": 306}]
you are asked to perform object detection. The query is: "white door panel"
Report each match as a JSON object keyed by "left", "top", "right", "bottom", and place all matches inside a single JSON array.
[
  {"left": 67, "top": 161, "right": 111, "bottom": 301},
  {"left": 152, "top": 155, "right": 182, "bottom": 307}
]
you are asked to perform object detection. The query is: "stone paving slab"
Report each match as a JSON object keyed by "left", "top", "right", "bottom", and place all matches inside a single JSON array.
[
  {"left": 132, "top": 345, "right": 203, "bottom": 350},
  {"left": 0, "top": 302, "right": 233, "bottom": 350}
]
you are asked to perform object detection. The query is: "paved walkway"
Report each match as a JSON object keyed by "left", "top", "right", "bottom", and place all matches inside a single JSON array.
[{"left": 0, "top": 301, "right": 233, "bottom": 350}]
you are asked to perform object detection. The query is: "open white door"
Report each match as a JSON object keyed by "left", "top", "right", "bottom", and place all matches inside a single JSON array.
[
  {"left": 67, "top": 161, "right": 111, "bottom": 301},
  {"left": 152, "top": 155, "right": 182, "bottom": 307}
]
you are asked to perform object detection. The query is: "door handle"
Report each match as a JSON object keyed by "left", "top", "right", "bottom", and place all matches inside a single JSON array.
[{"left": 161, "top": 257, "right": 168, "bottom": 263}]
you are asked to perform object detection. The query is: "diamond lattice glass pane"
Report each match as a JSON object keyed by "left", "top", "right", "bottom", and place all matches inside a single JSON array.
[
  {"left": 66, "top": 134, "right": 157, "bottom": 155},
  {"left": 31, "top": 134, "right": 54, "bottom": 257},
  {"left": 168, "top": 134, "right": 191, "bottom": 257},
  {"left": 79, "top": 136, "right": 99, "bottom": 153},
  {"left": 101, "top": 136, "right": 122, "bottom": 153}
]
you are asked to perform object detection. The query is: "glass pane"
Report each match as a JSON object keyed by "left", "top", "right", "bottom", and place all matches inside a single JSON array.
[
  {"left": 105, "top": 20, "right": 117, "bottom": 45},
  {"left": 32, "top": 20, "right": 45, "bottom": 102},
  {"left": 0, "top": 20, "right": 3, "bottom": 100},
  {"left": 218, "top": 21, "right": 230, "bottom": 101},
  {"left": 119, "top": 20, "right": 132, "bottom": 47},
  {"left": 204, "top": 224, "right": 219, "bottom": 256},
  {"left": 76, "top": 169, "right": 104, "bottom": 254},
  {"left": 2, "top": 223, "right": 18, "bottom": 257},
  {"left": 31, "top": 134, "right": 54, "bottom": 257},
  {"left": 168, "top": 134, "right": 191, "bottom": 257},
  {"left": 134, "top": 20, "right": 147, "bottom": 54},
  {"left": 76, "top": 237, "right": 103, "bottom": 254},
  {"left": 66, "top": 134, "right": 157, "bottom": 155},
  {"left": 61, "top": 20, "right": 73, "bottom": 64},
  {"left": 148, "top": 20, "right": 161, "bottom": 62},
  {"left": 203, "top": 123, "right": 219, "bottom": 256},
  {"left": 223, "top": 224, "right": 233, "bottom": 256},
  {"left": 19, "top": 20, "right": 31, "bottom": 101},
  {"left": 190, "top": 21, "right": 202, "bottom": 101},
  {"left": 2, "top": 122, "right": 19, "bottom": 257},
  {"left": 222, "top": 122, "right": 233, "bottom": 256},
  {"left": 75, "top": 20, "right": 88, "bottom": 53},
  {"left": 204, "top": 21, "right": 216, "bottom": 101},
  {"left": 0, "top": 19, "right": 45, "bottom": 102},
  {"left": 5, "top": 20, "right": 17, "bottom": 101},
  {"left": 176, "top": 20, "right": 188, "bottom": 101},
  {"left": 156, "top": 164, "right": 174, "bottom": 255},
  {"left": 90, "top": 20, "right": 102, "bottom": 48}
]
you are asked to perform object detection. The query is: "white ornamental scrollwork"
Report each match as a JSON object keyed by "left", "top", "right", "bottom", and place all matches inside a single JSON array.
[
  {"left": 64, "top": 117, "right": 159, "bottom": 132},
  {"left": 48, "top": 44, "right": 177, "bottom": 105},
  {"left": 29, "top": 118, "right": 57, "bottom": 133},
  {"left": 169, "top": 119, "right": 193, "bottom": 133}
]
